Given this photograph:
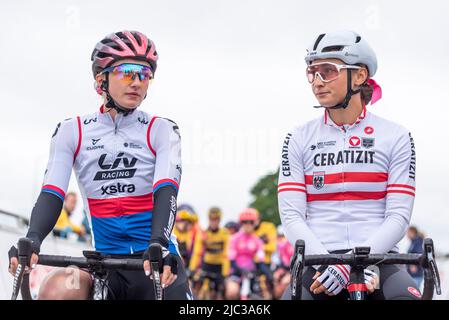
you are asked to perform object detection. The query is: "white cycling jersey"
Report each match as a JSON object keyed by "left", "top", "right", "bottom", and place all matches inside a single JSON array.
[
  {"left": 278, "top": 107, "right": 416, "bottom": 254},
  {"left": 42, "top": 105, "right": 182, "bottom": 255}
]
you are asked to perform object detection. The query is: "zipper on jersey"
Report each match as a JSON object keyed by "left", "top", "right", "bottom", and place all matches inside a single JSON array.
[
  {"left": 114, "top": 114, "right": 123, "bottom": 135},
  {"left": 342, "top": 125, "right": 350, "bottom": 187}
]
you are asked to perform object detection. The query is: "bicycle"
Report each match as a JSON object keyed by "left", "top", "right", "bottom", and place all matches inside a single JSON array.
[
  {"left": 193, "top": 270, "right": 224, "bottom": 300},
  {"left": 11, "top": 237, "right": 165, "bottom": 300},
  {"left": 290, "top": 238, "right": 441, "bottom": 300},
  {"left": 239, "top": 270, "right": 265, "bottom": 300}
]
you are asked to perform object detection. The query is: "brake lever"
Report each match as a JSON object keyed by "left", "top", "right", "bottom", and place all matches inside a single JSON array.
[
  {"left": 11, "top": 264, "right": 25, "bottom": 300},
  {"left": 291, "top": 240, "right": 305, "bottom": 300},
  {"left": 424, "top": 239, "right": 441, "bottom": 295},
  {"left": 11, "top": 238, "right": 33, "bottom": 300},
  {"left": 429, "top": 259, "right": 441, "bottom": 295},
  {"left": 148, "top": 244, "right": 164, "bottom": 300}
]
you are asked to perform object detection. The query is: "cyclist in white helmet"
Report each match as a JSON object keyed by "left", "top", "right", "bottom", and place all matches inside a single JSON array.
[{"left": 279, "top": 30, "right": 420, "bottom": 300}]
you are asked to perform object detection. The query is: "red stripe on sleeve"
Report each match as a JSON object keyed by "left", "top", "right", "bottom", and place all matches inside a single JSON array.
[
  {"left": 387, "top": 190, "right": 415, "bottom": 197},
  {"left": 387, "top": 184, "right": 416, "bottom": 191},
  {"left": 73, "top": 116, "right": 82, "bottom": 162},
  {"left": 42, "top": 184, "right": 66, "bottom": 199},
  {"left": 278, "top": 182, "right": 306, "bottom": 188},
  {"left": 146, "top": 117, "right": 159, "bottom": 156}
]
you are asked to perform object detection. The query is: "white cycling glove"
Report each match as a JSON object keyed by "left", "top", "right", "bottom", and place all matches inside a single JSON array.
[
  {"left": 316, "top": 264, "right": 351, "bottom": 295},
  {"left": 364, "top": 268, "right": 378, "bottom": 290}
]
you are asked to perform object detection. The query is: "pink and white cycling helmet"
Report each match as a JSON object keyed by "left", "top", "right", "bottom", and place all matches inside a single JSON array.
[{"left": 91, "top": 30, "right": 158, "bottom": 78}]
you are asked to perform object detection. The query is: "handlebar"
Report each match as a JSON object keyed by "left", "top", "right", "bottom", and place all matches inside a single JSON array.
[
  {"left": 290, "top": 238, "right": 441, "bottom": 300},
  {"left": 11, "top": 238, "right": 164, "bottom": 300}
]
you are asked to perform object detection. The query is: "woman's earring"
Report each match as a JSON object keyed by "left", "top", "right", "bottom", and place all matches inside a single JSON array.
[{"left": 94, "top": 81, "right": 103, "bottom": 95}]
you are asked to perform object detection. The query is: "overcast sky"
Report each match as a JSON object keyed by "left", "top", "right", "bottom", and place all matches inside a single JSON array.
[{"left": 1, "top": 1, "right": 448, "bottom": 250}]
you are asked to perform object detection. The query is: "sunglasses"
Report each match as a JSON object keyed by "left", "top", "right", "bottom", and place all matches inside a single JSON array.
[
  {"left": 101, "top": 63, "right": 154, "bottom": 82},
  {"left": 241, "top": 220, "right": 255, "bottom": 225},
  {"left": 306, "top": 62, "right": 361, "bottom": 83}
]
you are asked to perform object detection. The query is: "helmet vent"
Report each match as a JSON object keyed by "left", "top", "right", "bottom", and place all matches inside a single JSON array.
[
  {"left": 355, "top": 35, "right": 361, "bottom": 43},
  {"left": 313, "top": 33, "right": 326, "bottom": 50},
  {"left": 132, "top": 31, "right": 143, "bottom": 46},
  {"left": 322, "top": 45, "right": 344, "bottom": 52}
]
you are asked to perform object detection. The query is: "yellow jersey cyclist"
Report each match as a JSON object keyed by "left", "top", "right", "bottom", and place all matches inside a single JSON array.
[
  {"left": 190, "top": 207, "right": 230, "bottom": 299},
  {"left": 173, "top": 203, "right": 200, "bottom": 271},
  {"left": 252, "top": 208, "right": 276, "bottom": 293}
]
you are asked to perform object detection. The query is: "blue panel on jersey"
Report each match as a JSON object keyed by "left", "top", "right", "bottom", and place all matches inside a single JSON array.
[{"left": 91, "top": 210, "right": 179, "bottom": 255}]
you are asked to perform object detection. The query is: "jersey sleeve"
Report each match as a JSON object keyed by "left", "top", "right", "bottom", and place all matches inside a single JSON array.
[
  {"left": 150, "top": 118, "right": 182, "bottom": 194},
  {"left": 362, "top": 130, "right": 416, "bottom": 253},
  {"left": 222, "top": 230, "right": 231, "bottom": 276},
  {"left": 255, "top": 237, "right": 266, "bottom": 263},
  {"left": 277, "top": 130, "right": 329, "bottom": 255},
  {"left": 263, "top": 222, "right": 277, "bottom": 257},
  {"left": 188, "top": 229, "right": 204, "bottom": 271},
  {"left": 228, "top": 234, "right": 238, "bottom": 261},
  {"left": 41, "top": 119, "right": 78, "bottom": 200}
]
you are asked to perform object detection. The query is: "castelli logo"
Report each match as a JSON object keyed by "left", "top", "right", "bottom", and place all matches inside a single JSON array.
[
  {"left": 349, "top": 136, "right": 361, "bottom": 147},
  {"left": 364, "top": 126, "right": 374, "bottom": 135},
  {"left": 408, "top": 287, "right": 422, "bottom": 298}
]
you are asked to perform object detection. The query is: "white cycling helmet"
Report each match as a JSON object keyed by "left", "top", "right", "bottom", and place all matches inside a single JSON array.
[
  {"left": 305, "top": 30, "right": 377, "bottom": 109},
  {"left": 305, "top": 30, "right": 377, "bottom": 77},
  {"left": 277, "top": 225, "right": 285, "bottom": 237}
]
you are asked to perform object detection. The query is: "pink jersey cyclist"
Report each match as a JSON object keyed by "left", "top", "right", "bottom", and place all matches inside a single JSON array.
[
  {"left": 225, "top": 208, "right": 270, "bottom": 300},
  {"left": 228, "top": 231, "right": 265, "bottom": 271},
  {"left": 277, "top": 236, "right": 294, "bottom": 269}
]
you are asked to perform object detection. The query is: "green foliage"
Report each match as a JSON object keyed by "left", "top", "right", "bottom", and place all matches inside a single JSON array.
[{"left": 249, "top": 168, "right": 280, "bottom": 225}]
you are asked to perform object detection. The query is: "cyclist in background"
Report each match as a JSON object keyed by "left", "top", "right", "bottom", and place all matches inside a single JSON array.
[
  {"left": 225, "top": 208, "right": 271, "bottom": 300},
  {"left": 173, "top": 204, "right": 199, "bottom": 270},
  {"left": 53, "top": 192, "right": 85, "bottom": 239},
  {"left": 190, "top": 207, "right": 230, "bottom": 299},
  {"left": 252, "top": 208, "right": 276, "bottom": 296},
  {"left": 273, "top": 225, "right": 293, "bottom": 299},
  {"left": 224, "top": 221, "right": 240, "bottom": 235}
]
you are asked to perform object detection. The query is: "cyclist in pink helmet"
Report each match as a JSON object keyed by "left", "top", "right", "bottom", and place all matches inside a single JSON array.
[
  {"left": 91, "top": 30, "right": 158, "bottom": 114},
  {"left": 225, "top": 208, "right": 271, "bottom": 299},
  {"left": 8, "top": 30, "right": 192, "bottom": 300}
]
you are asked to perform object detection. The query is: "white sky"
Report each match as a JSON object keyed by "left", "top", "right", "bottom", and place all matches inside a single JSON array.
[{"left": 1, "top": 1, "right": 448, "bottom": 250}]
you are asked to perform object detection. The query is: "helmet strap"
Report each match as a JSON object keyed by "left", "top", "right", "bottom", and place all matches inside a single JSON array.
[
  {"left": 102, "top": 73, "right": 135, "bottom": 116},
  {"left": 313, "top": 70, "right": 361, "bottom": 110}
]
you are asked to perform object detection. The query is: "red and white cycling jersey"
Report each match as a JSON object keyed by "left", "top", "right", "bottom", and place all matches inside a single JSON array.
[
  {"left": 278, "top": 107, "right": 416, "bottom": 255},
  {"left": 41, "top": 106, "right": 182, "bottom": 255}
]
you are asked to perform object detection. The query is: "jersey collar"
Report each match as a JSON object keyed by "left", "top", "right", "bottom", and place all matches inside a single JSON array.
[
  {"left": 98, "top": 104, "right": 140, "bottom": 128},
  {"left": 323, "top": 105, "right": 367, "bottom": 132}
]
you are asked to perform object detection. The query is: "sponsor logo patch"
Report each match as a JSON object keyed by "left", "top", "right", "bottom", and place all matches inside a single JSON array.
[
  {"left": 362, "top": 138, "right": 375, "bottom": 149},
  {"left": 364, "top": 126, "right": 374, "bottom": 135},
  {"left": 313, "top": 171, "right": 325, "bottom": 189},
  {"left": 349, "top": 136, "right": 361, "bottom": 148},
  {"left": 407, "top": 287, "right": 422, "bottom": 298}
]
